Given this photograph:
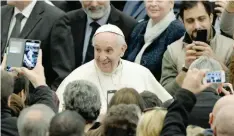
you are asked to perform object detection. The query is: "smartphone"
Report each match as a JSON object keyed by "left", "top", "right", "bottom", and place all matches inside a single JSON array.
[
  {"left": 195, "top": 29, "right": 207, "bottom": 43},
  {"left": 107, "top": 90, "right": 117, "bottom": 106},
  {"left": 5, "top": 38, "right": 26, "bottom": 71},
  {"left": 23, "top": 39, "right": 41, "bottom": 69},
  {"left": 203, "top": 71, "right": 225, "bottom": 84}
]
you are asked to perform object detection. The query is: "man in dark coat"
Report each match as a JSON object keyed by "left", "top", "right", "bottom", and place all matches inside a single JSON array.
[{"left": 1, "top": 1, "right": 75, "bottom": 90}]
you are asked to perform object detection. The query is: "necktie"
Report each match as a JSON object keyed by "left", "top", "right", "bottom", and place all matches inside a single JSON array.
[
  {"left": 3, "top": 13, "right": 25, "bottom": 57},
  {"left": 10, "top": 13, "right": 25, "bottom": 38},
  {"left": 84, "top": 22, "right": 100, "bottom": 63}
]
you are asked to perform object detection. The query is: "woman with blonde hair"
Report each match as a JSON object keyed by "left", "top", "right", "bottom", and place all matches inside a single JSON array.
[{"left": 137, "top": 107, "right": 167, "bottom": 136}]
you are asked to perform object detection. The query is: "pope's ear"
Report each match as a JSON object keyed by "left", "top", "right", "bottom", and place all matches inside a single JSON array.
[{"left": 121, "top": 44, "right": 127, "bottom": 53}]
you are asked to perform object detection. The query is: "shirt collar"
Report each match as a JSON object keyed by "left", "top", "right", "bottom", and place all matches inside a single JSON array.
[
  {"left": 14, "top": 0, "right": 37, "bottom": 19},
  {"left": 87, "top": 5, "right": 111, "bottom": 26},
  {"left": 94, "top": 59, "right": 123, "bottom": 76}
]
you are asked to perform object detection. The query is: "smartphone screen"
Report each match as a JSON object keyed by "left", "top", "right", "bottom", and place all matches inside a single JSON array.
[
  {"left": 107, "top": 90, "right": 117, "bottom": 105},
  {"left": 203, "top": 71, "right": 225, "bottom": 84},
  {"left": 195, "top": 29, "right": 207, "bottom": 43},
  {"left": 23, "top": 40, "right": 40, "bottom": 69}
]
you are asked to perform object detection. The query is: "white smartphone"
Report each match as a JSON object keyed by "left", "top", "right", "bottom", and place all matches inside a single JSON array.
[
  {"left": 107, "top": 90, "right": 117, "bottom": 106},
  {"left": 203, "top": 71, "right": 225, "bottom": 84}
]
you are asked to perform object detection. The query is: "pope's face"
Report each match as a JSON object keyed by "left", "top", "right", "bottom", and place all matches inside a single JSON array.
[{"left": 93, "top": 32, "right": 126, "bottom": 73}]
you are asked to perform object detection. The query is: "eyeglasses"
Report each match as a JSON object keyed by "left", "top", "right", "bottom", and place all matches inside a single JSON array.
[{"left": 143, "top": 106, "right": 167, "bottom": 113}]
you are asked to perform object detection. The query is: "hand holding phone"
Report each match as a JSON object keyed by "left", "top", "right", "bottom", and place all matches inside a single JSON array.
[{"left": 6, "top": 38, "right": 41, "bottom": 71}]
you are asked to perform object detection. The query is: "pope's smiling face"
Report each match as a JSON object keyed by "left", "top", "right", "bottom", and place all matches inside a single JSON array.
[{"left": 93, "top": 32, "right": 126, "bottom": 73}]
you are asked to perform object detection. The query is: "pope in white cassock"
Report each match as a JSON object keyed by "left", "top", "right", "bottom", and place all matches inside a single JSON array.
[{"left": 56, "top": 24, "right": 172, "bottom": 114}]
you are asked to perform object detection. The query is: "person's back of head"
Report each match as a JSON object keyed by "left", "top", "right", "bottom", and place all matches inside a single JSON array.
[
  {"left": 103, "top": 104, "right": 141, "bottom": 136},
  {"left": 9, "top": 93, "right": 25, "bottom": 117},
  {"left": 189, "top": 56, "right": 223, "bottom": 91},
  {"left": 63, "top": 80, "right": 101, "bottom": 122},
  {"left": 17, "top": 104, "right": 55, "bottom": 136},
  {"left": 210, "top": 95, "right": 234, "bottom": 129},
  {"left": 108, "top": 88, "right": 145, "bottom": 112},
  {"left": 49, "top": 110, "right": 85, "bottom": 136},
  {"left": 214, "top": 105, "right": 234, "bottom": 136},
  {"left": 13, "top": 74, "right": 29, "bottom": 104},
  {"left": 140, "top": 91, "right": 162, "bottom": 108},
  {"left": 1, "top": 70, "right": 14, "bottom": 109},
  {"left": 137, "top": 107, "right": 167, "bottom": 136}
]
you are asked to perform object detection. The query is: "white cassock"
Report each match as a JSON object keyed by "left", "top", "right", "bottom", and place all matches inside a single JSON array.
[{"left": 56, "top": 59, "right": 172, "bottom": 114}]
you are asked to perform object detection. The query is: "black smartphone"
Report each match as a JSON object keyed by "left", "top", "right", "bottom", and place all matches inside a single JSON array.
[
  {"left": 107, "top": 90, "right": 117, "bottom": 106},
  {"left": 195, "top": 29, "right": 207, "bottom": 43},
  {"left": 23, "top": 39, "right": 41, "bottom": 70},
  {"left": 6, "top": 38, "right": 26, "bottom": 71}
]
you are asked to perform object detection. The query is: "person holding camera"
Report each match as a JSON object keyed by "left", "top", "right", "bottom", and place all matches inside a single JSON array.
[
  {"left": 1, "top": 50, "right": 56, "bottom": 136},
  {"left": 160, "top": 1, "right": 234, "bottom": 96}
]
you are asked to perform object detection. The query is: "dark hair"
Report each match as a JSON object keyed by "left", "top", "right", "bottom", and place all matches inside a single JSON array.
[
  {"left": 49, "top": 110, "right": 85, "bottom": 136},
  {"left": 14, "top": 75, "right": 29, "bottom": 104},
  {"left": 14, "top": 75, "right": 29, "bottom": 94},
  {"left": 108, "top": 88, "right": 145, "bottom": 112},
  {"left": 179, "top": 1, "right": 213, "bottom": 20},
  {"left": 1, "top": 70, "right": 14, "bottom": 108},
  {"left": 9, "top": 94, "right": 25, "bottom": 117},
  {"left": 140, "top": 91, "right": 162, "bottom": 108}
]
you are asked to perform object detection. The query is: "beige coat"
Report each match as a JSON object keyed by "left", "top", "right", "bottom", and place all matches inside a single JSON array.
[{"left": 160, "top": 33, "right": 234, "bottom": 95}]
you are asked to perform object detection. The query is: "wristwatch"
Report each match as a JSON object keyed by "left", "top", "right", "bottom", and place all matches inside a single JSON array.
[{"left": 182, "top": 65, "right": 188, "bottom": 73}]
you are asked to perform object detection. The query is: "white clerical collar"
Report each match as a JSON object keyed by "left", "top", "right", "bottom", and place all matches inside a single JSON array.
[
  {"left": 14, "top": 0, "right": 37, "bottom": 19},
  {"left": 94, "top": 59, "right": 123, "bottom": 76}
]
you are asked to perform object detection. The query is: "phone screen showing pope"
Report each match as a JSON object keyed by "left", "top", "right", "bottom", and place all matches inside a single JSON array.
[{"left": 23, "top": 40, "right": 40, "bottom": 69}]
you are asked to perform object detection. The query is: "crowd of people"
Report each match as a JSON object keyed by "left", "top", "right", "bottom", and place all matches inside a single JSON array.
[{"left": 1, "top": 0, "right": 234, "bottom": 136}]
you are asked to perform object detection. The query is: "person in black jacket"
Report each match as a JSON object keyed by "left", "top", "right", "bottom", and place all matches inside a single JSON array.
[
  {"left": 160, "top": 68, "right": 212, "bottom": 136},
  {"left": 1, "top": 70, "right": 19, "bottom": 136},
  {"left": 1, "top": 49, "right": 56, "bottom": 136}
]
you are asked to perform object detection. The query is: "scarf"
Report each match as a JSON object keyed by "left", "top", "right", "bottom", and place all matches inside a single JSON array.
[{"left": 135, "top": 10, "right": 176, "bottom": 63}]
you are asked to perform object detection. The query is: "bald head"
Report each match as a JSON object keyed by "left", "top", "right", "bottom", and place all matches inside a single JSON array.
[
  {"left": 17, "top": 104, "right": 55, "bottom": 136},
  {"left": 214, "top": 105, "right": 234, "bottom": 136},
  {"left": 212, "top": 95, "right": 234, "bottom": 116}
]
